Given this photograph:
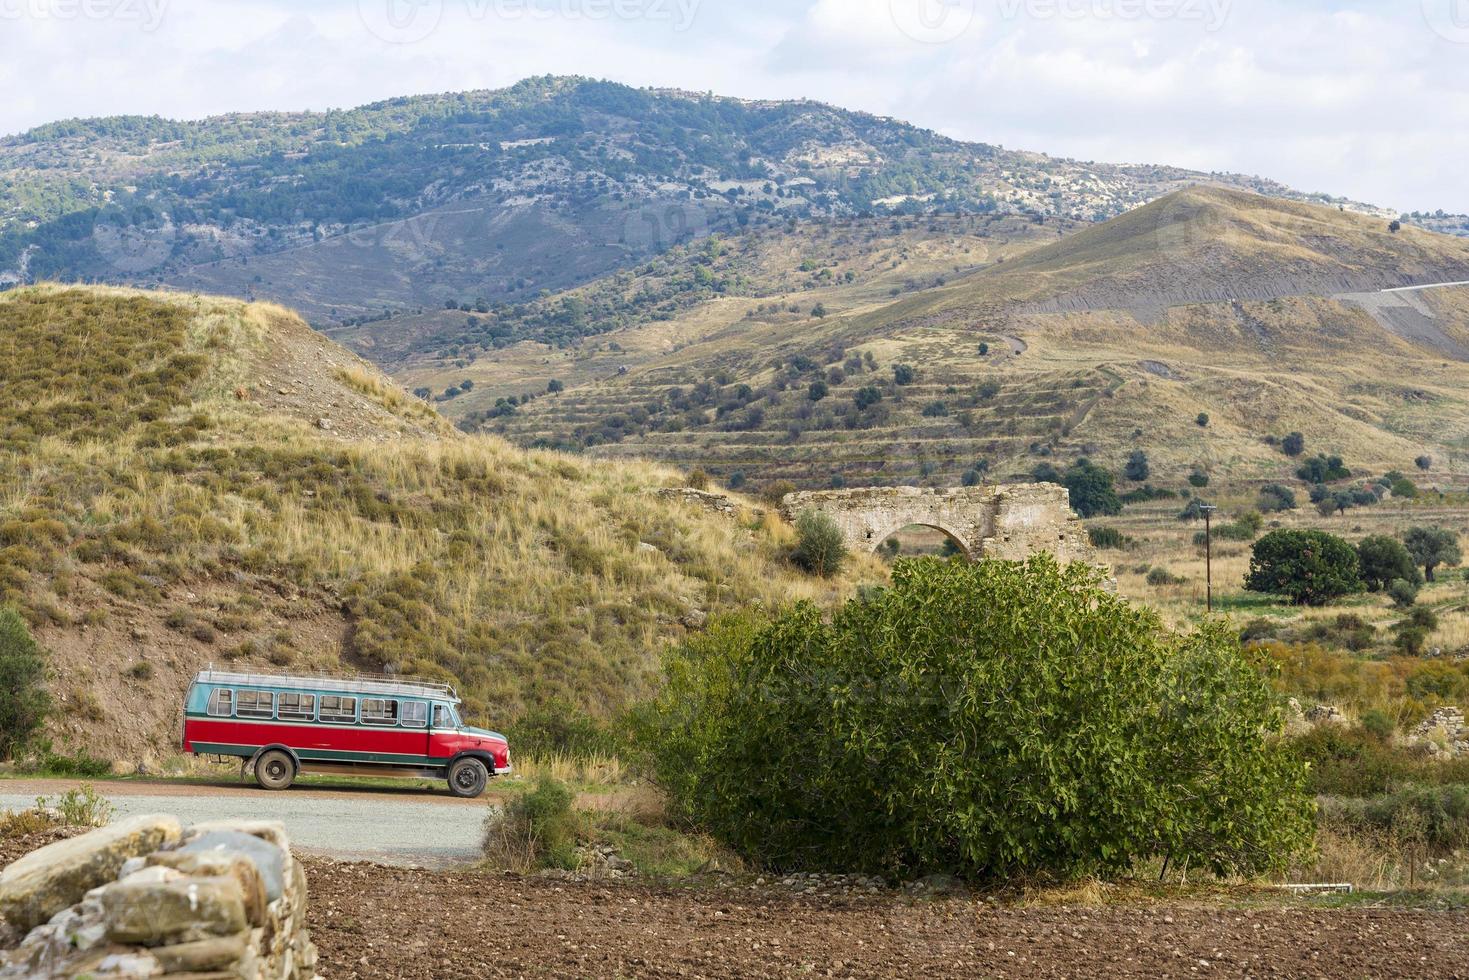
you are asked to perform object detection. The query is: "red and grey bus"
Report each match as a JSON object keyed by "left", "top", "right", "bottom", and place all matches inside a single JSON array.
[{"left": 182, "top": 669, "right": 511, "bottom": 798}]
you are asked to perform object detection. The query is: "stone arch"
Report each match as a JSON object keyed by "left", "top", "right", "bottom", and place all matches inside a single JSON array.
[
  {"left": 780, "top": 484, "right": 1100, "bottom": 569},
  {"left": 867, "top": 521, "right": 974, "bottom": 559}
]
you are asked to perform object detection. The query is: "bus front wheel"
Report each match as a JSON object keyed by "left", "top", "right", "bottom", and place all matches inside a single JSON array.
[
  {"left": 255, "top": 750, "right": 296, "bottom": 791},
  {"left": 448, "top": 757, "right": 488, "bottom": 799}
]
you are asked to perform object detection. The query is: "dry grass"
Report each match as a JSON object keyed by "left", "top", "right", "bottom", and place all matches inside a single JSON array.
[{"left": 0, "top": 285, "right": 881, "bottom": 755}]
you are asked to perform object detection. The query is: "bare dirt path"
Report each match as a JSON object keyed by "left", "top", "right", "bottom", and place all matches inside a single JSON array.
[{"left": 306, "top": 861, "right": 1469, "bottom": 979}]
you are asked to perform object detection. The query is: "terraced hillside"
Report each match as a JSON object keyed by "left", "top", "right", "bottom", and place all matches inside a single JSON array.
[
  {"left": 0, "top": 285, "right": 871, "bottom": 764},
  {"left": 474, "top": 187, "right": 1469, "bottom": 492}
]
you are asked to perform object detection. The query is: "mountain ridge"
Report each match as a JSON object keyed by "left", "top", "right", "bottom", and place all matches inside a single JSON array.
[{"left": 0, "top": 76, "right": 1421, "bottom": 327}]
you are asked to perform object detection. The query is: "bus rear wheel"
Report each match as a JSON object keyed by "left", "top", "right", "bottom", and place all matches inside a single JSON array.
[
  {"left": 255, "top": 750, "right": 296, "bottom": 791},
  {"left": 448, "top": 757, "right": 488, "bottom": 799}
]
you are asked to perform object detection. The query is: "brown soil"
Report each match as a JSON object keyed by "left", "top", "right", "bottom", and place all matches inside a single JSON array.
[{"left": 304, "top": 860, "right": 1469, "bottom": 979}]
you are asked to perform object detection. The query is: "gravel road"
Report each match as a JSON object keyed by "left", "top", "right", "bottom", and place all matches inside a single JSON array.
[{"left": 0, "top": 779, "right": 487, "bottom": 867}]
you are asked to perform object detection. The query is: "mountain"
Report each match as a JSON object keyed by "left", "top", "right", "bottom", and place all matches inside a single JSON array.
[
  {"left": 0, "top": 284, "right": 867, "bottom": 764},
  {"left": 0, "top": 77, "right": 1398, "bottom": 327},
  {"left": 459, "top": 187, "right": 1469, "bottom": 491}
]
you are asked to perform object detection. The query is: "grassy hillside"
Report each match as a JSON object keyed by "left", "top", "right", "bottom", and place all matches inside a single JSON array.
[
  {"left": 0, "top": 285, "right": 873, "bottom": 765},
  {"left": 472, "top": 188, "right": 1469, "bottom": 493}
]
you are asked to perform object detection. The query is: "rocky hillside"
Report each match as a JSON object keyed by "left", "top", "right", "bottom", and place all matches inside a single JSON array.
[
  {"left": 470, "top": 188, "right": 1469, "bottom": 492},
  {"left": 1, "top": 77, "right": 1397, "bottom": 326},
  {"left": 0, "top": 285, "right": 869, "bottom": 765}
]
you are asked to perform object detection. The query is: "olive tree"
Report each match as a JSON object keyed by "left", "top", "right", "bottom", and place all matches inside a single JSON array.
[
  {"left": 791, "top": 510, "right": 848, "bottom": 578},
  {"left": 1403, "top": 526, "right": 1463, "bottom": 583},
  {"left": 1356, "top": 536, "right": 1421, "bottom": 593},
  {"left": 642, "top": 557, "right": 1313, "bottom": 881}
]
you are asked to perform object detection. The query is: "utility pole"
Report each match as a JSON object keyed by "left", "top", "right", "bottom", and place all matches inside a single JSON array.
[{"left": 1201, "top": 504, "right": 1217, "bottom": 613}]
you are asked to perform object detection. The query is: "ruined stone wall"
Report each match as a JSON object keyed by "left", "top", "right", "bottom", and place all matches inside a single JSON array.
[
  {"left": 0, "top": 815, "right": 315, "bottom": 979},
  {"left": 781, "top": 484, "right": 1097, "bottom": 566}
]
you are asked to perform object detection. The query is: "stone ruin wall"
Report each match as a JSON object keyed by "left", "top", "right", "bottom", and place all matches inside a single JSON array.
[
  {"left": 0, "top": 814, "right": 315, "bottom": 979},
  {"left": 781, "top": 484, "right": 1098, "bottom": 566}
]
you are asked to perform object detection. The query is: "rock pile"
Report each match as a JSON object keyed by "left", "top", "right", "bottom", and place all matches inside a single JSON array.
[
  {"left": 0, "top": 815, "right": 315, "bottom": 978},
  {"left": 653, "top": 487, "right": 746, "bottom": 518},
  {"left": 1411, "top": 707, "right": 1468, "bottom": 759}
]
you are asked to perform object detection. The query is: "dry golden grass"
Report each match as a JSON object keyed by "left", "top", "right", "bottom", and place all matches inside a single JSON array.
[{"left": 0, "top": 285, "right": 882, "bottom": 757}]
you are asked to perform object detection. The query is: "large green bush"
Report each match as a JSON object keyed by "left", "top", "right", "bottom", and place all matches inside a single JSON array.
[
  {"left": 1245, "top": 529, "right": 1364, "bottom": 606},
  {"left": 0, "top": 607, "right": 50, "bottom": 760},
  {"left": 642, "top": 557, "right": 1312, "bottom": 881}
]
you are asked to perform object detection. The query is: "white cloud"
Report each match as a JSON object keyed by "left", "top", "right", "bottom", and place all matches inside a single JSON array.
[{"left": 0, "top": 0, "right": 1464, "bottom": 212}]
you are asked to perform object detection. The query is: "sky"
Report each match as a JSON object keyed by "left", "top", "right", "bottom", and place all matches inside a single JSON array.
[{"left": 2, "top": 0, "right": 1466, "bottom": 213}]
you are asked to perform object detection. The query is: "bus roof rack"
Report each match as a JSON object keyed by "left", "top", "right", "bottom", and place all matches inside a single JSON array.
[{"left": 193, "top": 667, "right": 459, "bottom": 703}]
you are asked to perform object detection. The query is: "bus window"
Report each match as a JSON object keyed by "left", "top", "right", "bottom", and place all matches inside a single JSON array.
[
  {"left": 319, "top": 695, "right": 357, "bottom": 724},
  {"left": 236, "top": 690, "right": 275, "bottom": 719},
  {"left": 206, "top": 688, "right": 234, "bottom": 717},
  {"left": 278, "top": 692, "right": 316, "bottom": 721},
  {"left": 432, "top": 704, "right": 454, "bottom": 729},
  {"left": 361, "top": 699, "right": 400, "bottom": 727},
  {"left": 402, "top": 701, "right": 428, "bottom": 729}
]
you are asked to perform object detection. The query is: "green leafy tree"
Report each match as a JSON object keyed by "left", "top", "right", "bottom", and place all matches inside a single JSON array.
[
  {"left": 892, "top": 364, "right": 916, "bottom": 385},
  {"left": 1296, "top": 454, "right": 1350, "bottom": 483},
  {"left": 791, "top": 510, "right": 848, "bottom": 578},
  {"left": 807, "top": 380, "right": 829, "bottom": 402},
  {"left": 1063, "top": 459, "right": 1122, "bottom": 518},
  {"left": 1416, "top": 455, "right": 1433, "bottom": 472},
  {"left": 1281, "top": 432, "right": 1306, "bottom": 457},
  {"left": 1032, "top": 462, "right": 1061, "bottom": 484},
  {"left": 641, "top": 558, "right": 1313, "bottom": 881},
  {"left": 1124, "top": 450, "right": 1150, "bottom": 482},
  {"left": 1356, "top": 536, "right": 1421, "bottom": 592},
  {"left": 1403, "top": 526, "right": 1463, "bottom": 583},
  {"left": 1245, "top": 530, "right": 1364, "bottom": 606},
  {"left": 1256, "top": 484, "right": 1298, "bottom": 513},
  {"left": 0, "top": 607, "right": 50, "bottom": 760}
]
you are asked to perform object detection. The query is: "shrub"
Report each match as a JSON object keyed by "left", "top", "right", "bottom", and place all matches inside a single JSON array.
[
  {"left": 921, "top": 401, "right": 949, "bottom": 417},
  {"left": 1391, "top": 478, "right": 1419, "bottom": 500},
  {"left": 1195, "top": 412, "right": 1210, "bottom": 428},
  {"left": 791, "top": 510, "right": 847, "bottom": 578},
  {"left": 1416, "top": 455, "right": 1433, "bottom": 472},
  {"left": 1188, "top": 470, "right": 1210, "bottom": 488},
  {"left": 0, "top": 607, "right": 50, "bottom": 760},
  {"left": 1124, "top": 450, "right": 1149, "bottom": 482},
  {"left": 481, "top": 777, "right": 581, "bottom": 872},
  {"left": 760, "top": 480, "right": 798, "bottom": 506},
  {"left": 1321, "top": 786, "right": 1469, "bottom": 852},
  {"left": 1245, "top": 530, "right": 1364, "bottom": 606},
  {"left": 1146, "top": 566, "right": 1183, "bottom": 587},
  {"left": 1282, "top": 431, "right": 1306, "bottom": 457},
  {"left": 892, "top": 364, "right": 916, "bottom": 385},
  {"left": 509, "top": 700, "right": 622, "bottom": 760},
  {"left": 1387, "top": 578, "right": 1420, "bottom": 609},
  {"left": 1087, "top": 526, "right": 1129, "bottom": 549},
  {"left": 643, "top": 558, "right": 1313, "bottom": 880},
  {"left": 1062, "top": 459, "right": 1122, "bottom": 518},
  {"left": 1296, "top": 454, "right": 1351, "bottom": 484},
  {"left": 1356, "top": 536, "right": 1421, "bottom": 592},
  {"left": 1256, "top": 484, "right": 1298, "bottom": 513}
]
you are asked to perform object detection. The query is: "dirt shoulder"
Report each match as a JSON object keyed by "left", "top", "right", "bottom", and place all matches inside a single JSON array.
[{"left": 305, "top": 860, "right": 1469, "bottom": 980}]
